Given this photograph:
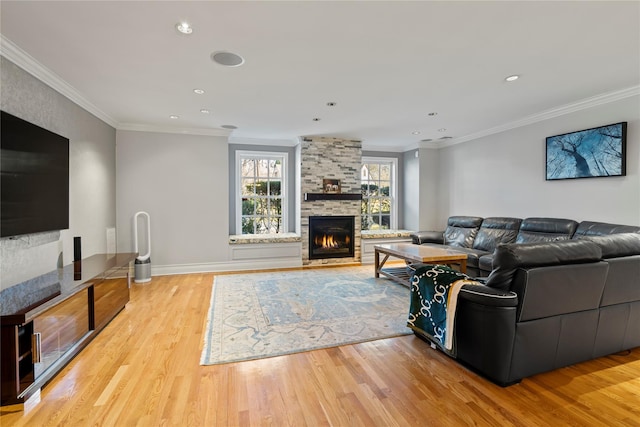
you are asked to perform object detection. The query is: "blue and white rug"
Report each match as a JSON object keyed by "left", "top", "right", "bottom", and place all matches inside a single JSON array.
[{"left": 201, "top": 266, "right": 412, "bottom": 365}]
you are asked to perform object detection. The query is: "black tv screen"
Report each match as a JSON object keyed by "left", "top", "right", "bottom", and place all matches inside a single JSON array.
[{"left": 1, "top": 111, "right": 69, "bottom": 237}]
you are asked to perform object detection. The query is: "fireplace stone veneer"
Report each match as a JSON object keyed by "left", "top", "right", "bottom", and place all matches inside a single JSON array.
[{"left": 301, "top": 136, "right": 362, "bottom": 266}]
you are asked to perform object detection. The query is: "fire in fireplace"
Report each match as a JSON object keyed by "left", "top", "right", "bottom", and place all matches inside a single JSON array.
[{"left": 309, "top": 216, "right": 355, "bottom": 259}]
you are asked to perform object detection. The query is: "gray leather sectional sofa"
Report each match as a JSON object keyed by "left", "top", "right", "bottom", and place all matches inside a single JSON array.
[
  {"left": 411, "top": 216, "right": 639, "bottom": 277},
  {"left": 410, "top": 216, "right": 640, "bottom": 385}
]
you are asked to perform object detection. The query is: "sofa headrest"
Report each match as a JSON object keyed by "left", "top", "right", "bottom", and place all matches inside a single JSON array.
[
  {"left": 574, "top": 221, "right": 640, "bottom": 237},
  {"left": 519, "top": 217, "right": 579, "bottom": 235},
  {"left": 472, "top": 217, "right": 522, "bottom": 252},
  {"left": 447, "top": 216, "right": 484, "bottom": 228},
  {"left": 485, "top": 240, "right": 602, "bottom": 291},
  {"left": 516, "top": 217, "right": 579, "bottom": 244},
  {"left": 480, "top": 217, "right": 522, "bottom": 230},
  {"left": 579, "top": 233, "right": 640, "bottom": 258}
]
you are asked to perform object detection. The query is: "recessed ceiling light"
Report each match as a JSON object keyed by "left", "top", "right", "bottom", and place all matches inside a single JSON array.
[
  {"left": 438, "top": 128, "right": 447, "bottom": 132},
  {"left": 170, "top": 115, "right": 179, "bottom": 119},
  {"left": 412, "top": 131, "right": 421, "bottom": 135},
  {"left": 193, "top": 89, "right": 205, "bottom": 95},
  {"left": 505, "top": 75, "right": 519, "bottom": 82},
  {"left": 427, "top": 112, "right": 438, "bottom": 116},
  {"left": 211, "top": 51, "right": 245, "bottom": 67},
  {"left": 221, "top": 125, "right": 237, "bottom": 130},
  {"left": 312, "top": 118, "right": 321, "bottom": 121},
  {"left": 200, "top": 109, "right": 210, "bottom": 114},
  {"left": 175, "top": 22, "right": 193, "bottom": 35}
]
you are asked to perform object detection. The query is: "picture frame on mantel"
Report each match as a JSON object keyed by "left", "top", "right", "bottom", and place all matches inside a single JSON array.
[{"left": 323, "top": 179, "right": 341, "bottom": 193}]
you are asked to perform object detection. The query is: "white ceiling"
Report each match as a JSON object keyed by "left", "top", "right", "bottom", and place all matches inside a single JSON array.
[{"left": 1, "top": 1, "right": 639, "bottom": 151}]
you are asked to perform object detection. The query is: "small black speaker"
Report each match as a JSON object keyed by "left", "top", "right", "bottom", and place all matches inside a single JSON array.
[{"left": 73, "top": 236, "right": 81, "bottom": 261}]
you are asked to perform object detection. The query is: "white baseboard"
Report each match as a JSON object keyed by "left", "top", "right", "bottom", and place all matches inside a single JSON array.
[{"left": 150, "top": 258, "right": 304, "bottom": 276}]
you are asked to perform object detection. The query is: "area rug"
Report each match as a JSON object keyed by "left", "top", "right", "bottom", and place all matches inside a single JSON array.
[{"left": 200, "top": 266, "right": 412, "bottom": 365}]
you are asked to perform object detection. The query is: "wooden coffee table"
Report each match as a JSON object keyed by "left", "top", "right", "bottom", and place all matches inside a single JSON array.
[{"left": 374, "top": 243, "right": 468, "bottom": 286}]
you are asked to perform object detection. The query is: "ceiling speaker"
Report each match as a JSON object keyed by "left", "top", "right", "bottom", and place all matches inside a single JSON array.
[{"left": 211, "top": 51, "right": 244, "bottom": 67}]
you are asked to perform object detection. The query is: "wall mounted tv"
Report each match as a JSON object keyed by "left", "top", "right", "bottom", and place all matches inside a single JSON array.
[
  {"left": 1, "top": 111, "right": 69, "bottom": 238},
  {"left": 545, "top": 122, "right": 627, "bottom": 180}
]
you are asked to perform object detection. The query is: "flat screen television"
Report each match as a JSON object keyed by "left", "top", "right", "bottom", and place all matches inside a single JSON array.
[
  {"left": 1, "top": 111, "right": 69, "bottom": 237},
  {"left": 545, "top": 122, "right": 627, "bottom": 180}
]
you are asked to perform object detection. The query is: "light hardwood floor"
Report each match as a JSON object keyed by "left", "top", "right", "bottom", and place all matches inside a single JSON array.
[{"left": 1, "top": 272, "right": 639, "bottom": 426}]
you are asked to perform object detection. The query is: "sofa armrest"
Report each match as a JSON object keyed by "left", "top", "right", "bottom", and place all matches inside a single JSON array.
[
  {"left": 459, "top": 284, "right": 518, "bottom": 307},
  {"left": 455, "top": 285, "right": 519, "bottom": 386},
  {"left": 411, "top": 230, "right": 444, "bottom": 245}
]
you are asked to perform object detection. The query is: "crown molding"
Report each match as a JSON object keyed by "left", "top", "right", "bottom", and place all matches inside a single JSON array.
[
  {"left": 118, "top": 122, "right": 231, "bottom": 137},
  {"left": 361, "top": 143, "right": 406, "bottom": 153},
  {"left": 1, "top": 35, "right": 119, "bottom": 128},
  {"left": 228, "top": 136, "right": 299, "bottom": 146},
  {"left": 436, "top": 85, "right": 640, "bottom": 149}
]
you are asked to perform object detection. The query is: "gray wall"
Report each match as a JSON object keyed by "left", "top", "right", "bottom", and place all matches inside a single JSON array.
[
  {"left": 0, "top": 58, "right": 117, "bottom": 290},
  {"left": 402, "top": 150, "right": 419, "bottom": 231},
  {"left": 116, "top": 130, "right": 230, "bottom": 269},
  {"left": 433, "top": 96, "right": 640, "bottom": 228},
  {"left": 402, "top": 147, "right": 440, "bottom": 232}
]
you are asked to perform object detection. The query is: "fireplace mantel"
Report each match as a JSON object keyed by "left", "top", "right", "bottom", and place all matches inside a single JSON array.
[{"left": 304, "top": 193, "right": 362, "bottom": 201}]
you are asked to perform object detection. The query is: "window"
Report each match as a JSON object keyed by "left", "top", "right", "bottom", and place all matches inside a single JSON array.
[
  {"left": 236, "top": 151, "right": 287, "bottom": 234},
  {"left": 361, "top": 157, "right": 397, "bottom": 230}
]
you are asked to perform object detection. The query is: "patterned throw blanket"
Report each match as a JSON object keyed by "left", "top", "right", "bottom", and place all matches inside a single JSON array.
[{"left": 407, "top": 264, "right": 478, "bottom": 355}]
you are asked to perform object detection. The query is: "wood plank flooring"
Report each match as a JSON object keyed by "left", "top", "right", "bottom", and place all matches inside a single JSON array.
[{"left": 1, "top": 272, "right": 639, "bottom": 426}]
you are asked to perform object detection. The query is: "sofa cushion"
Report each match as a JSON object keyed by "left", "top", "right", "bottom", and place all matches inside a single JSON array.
[
  {"left": 443, "top": 216, "right": 483, "bottom": 248},
  {"left": 485, "top": 240, "right": 602, "bottom": 291},
  {"left": 580, "top": 233, "right": 640, "bottom": 307},
  {"left": 473, "top": 217, "right": 522, "bottom": 252},
  {"left": 512, "top": 263, "right": 608, "bottom": 321},
  {"left": 597, "top": 256, "right": 640, "bottom": 306},
  {"left": 478, "top": 254, "right": 494, "bottom": 273},
  {"left": 516, "top": 217, "right": 578, "bottom": 243},
  {"left": 411, "top": 230, "right": 444, "bottom": 245},
  {"left": 579, "top": 233, "right": 640, "bottom": 258},
  {"left": 574, "top": 221, "right": 640, "bottom": 237}
]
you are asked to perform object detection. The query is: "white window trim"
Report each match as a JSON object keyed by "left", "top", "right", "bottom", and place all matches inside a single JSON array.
[
  {"left": 235, "top": 150, "right": 288, "bottom": 235},
  {"left": 361, "top": 156, "right": 398, "bottom": 230}
]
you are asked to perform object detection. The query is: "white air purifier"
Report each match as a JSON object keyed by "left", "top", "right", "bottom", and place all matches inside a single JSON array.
[{"left": 133, "top": 211, "right": 152, "bottom": 283}]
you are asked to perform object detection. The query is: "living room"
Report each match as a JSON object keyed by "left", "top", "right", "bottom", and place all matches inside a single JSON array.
[{"left": 1, "top": 1, "right": 639, "bottom": 425}]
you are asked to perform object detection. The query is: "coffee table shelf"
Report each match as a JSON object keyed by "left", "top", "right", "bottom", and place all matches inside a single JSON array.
[{"left": 378, "top": 266, "right": 412, "bottom": 286}]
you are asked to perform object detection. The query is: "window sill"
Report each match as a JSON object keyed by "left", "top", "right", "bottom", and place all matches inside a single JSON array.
[
  {"left": 229, "top": 233, "right": 302, "bottom": 245},
  {"left": 361, "top": 230, "right": 413, "bottom": 239}
]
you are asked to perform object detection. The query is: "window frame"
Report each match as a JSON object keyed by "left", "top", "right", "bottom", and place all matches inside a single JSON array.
[
  {"left": 361, "top": 156, "right": 398, "bottom": 231},
  {"left": 235, "top": 150, "right": 288, "bottom": 235}
]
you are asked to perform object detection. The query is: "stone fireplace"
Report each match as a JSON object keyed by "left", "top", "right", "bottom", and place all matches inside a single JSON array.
[
  {"left": 308, "top": 216, "right": 355, "bottom": 259},
  {"left": 300, "top": 136, "right": 362, "bottom": 266}
]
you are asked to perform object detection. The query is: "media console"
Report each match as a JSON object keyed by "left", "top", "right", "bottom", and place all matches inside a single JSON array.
[{"left": 0, "top": 253, "right": 137, "bottom": 406}]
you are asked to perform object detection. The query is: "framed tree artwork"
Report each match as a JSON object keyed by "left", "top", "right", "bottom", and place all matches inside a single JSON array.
[{"left": 545, "top": 122, "right": 627, "bottom": 180}]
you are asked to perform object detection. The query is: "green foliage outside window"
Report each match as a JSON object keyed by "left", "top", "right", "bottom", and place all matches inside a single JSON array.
[
  {"left": 361, "top": 162, "right": 393, "bottom": 230},
  {"left": 240, "top": 157, "right": 284, "bottom": 234}
]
